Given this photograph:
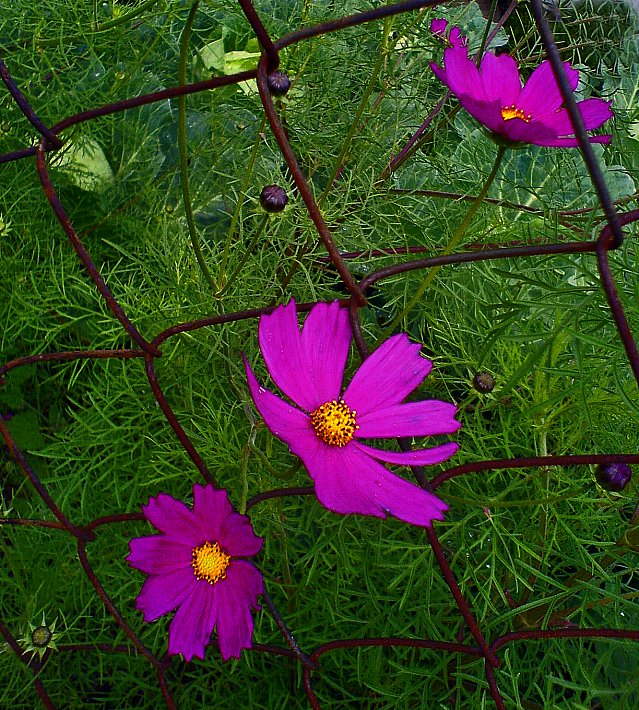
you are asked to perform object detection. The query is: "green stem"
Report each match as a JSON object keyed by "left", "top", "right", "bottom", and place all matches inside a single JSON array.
[
  {"left": 275, "top": 19, "right": 393, "bottom": 294},
  {"left": 318, "top": 16, "right": 393, "bottom": 207},
  {"left": 177, "top": 1, "right": 216, "bottom": 291},
  {"left": 249, "top": 443, "right": 302, "bottom": 481},
  {"left": 238, "top": 445, "right": 250, "bottom": 515},
  {"left": 125, "top": 9, "right": 173, "bottom": 75},
  {"left": 272, "top": 234, "right": 309, "bottom": 302},
  {"left": 98, "top": 0, "right": 164, "bottom": 32},
  {"left": 30, "top": 0, "right": 164, "bottom": 50},
  {"left": 384, "top": 144, "right": 507, "bottom": 332},
  {"left": 216, "top": 214, "right": 269, "bottom": 297},
  {"left": 380, "top": 104, "right": 461, "bottom": 181},
  {"left": 442, "top": 493, "right": 574, "bottom": 508},
  {"left": 475, "top": 0, "right": 499, "bottom": 67},
  {"left": 218, "top": 115, "right": 266, "bottom": 286}
]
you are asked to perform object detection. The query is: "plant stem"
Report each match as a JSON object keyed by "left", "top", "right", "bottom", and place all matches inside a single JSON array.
[
  {"left": 318, "top": 16, "right": 393, "bottom": 207},
  {"left": 275, "top": 18, "right": 393, "bottom": 293},
  {"left": 216, "top": 214, "right": 269, "bottom": 297},
  {"left": 218, "top": 115, "right": 266, "bottom": 287},
  {"left": 101, "top": 0, "right": 164, "bottom": 31},
  {"left": 475, "top": 0, "right": 500, "bottom": 67},
  {"left": 177, "top": 1, "right": 216, "bottom": 291},
  {"left": 249, "top": 443, "right": 303, "bottom": 480},
  {"left": 384, "top": 144, "right": 508, "bottom": 332}
]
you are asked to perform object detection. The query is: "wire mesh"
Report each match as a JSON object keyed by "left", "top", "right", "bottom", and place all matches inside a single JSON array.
[{"left": 1, "top": 0, "right": 639, "bottom": 707}]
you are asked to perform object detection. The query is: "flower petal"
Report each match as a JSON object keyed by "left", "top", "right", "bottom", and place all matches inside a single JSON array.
[
  {"left": 300, "top": 301, "right": 351, "bottom": 408},
  {"left": 142, "top": 492, "right": 199, "bottom": 546},
  {"left": 430, "top": 61, "right": 450, "bottom": 91},
  {"left": 441, "top": 43, "right": 486, "bottom": 101},
  {"left": 448, "top": 26, "right": 466, "bottom": 48},
  {"left": 480, "top": 51, "right": 521, "bottom": 106},
  {"left": 501, "top": 117, "right": 559, "bottom": 144},
  {"left": 244, "top": 355, "right": 314, "bottom": 459},
  {"left": 538, "top": 99, "right": 613, "bottom": 135},
  {"left": 168, "top": 580, "right": 217, "bottom": 661},
  {"left": 343, "top": 334, "right": 432, "bottom": 417},
  {"left": 191, "top": 484, "right": 235, "bottom": 542},
  {"left": 127, "top": 535, "right": 192, "bottom": 575},
  {"left": 214, "top": 560, "right": 263, "bottom": 661},
  {"left": 191, "top": 485, "right": 262, "bottom": 557},
  {"left": 430, "top": 18, "right": 449, "bottom": 38},
  {"left": 257, "top": 300, "right": 317, "bottom": 411},
  {"left": 517, "top": 60, "right": 579, "bottom": 118},
  {"left": 455, "top": 94, "right": 558, "bottom": 143},
  {"left": 135, "top": 568, "right": 196, "bottom": 622},
  {"left": 356, "top": 400, "right": 461, "bottom": 439},
  {"left": 352, "top": 440, "right": 460, "bottom": 467},
  {"left": 456, "top": 94, "right": 505, "bottom": 133},
  {"left": 309, "top": 443, "right": 448, "bottom": 527},
  {"left": 219, "top": 513, "right": 263, "bottom": 557}
]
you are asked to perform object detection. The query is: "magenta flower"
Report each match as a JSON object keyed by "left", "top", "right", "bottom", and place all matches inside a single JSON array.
[
  {"left": 430, "top": 20, "right": 613, "bottom": 148},
  {"left": 243, "top": 300, "right": 461, "bottom": 528},
  {"left": 127, "top": 484, "right": 263, "bottom": 662}
]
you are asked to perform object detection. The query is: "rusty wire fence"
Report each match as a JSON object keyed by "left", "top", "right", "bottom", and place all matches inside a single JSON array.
[{"left": 1, "top": 0, "right": 639, "bottom": 707}]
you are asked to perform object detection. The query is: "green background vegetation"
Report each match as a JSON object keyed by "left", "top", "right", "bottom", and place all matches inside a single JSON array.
[{"left": 1, "top": 0, "right": 639, "bottom": 706}]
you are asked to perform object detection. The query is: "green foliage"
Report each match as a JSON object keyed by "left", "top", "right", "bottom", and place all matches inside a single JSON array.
[{"left": 1, "top": 0, "right": 639, "bottom": 707}]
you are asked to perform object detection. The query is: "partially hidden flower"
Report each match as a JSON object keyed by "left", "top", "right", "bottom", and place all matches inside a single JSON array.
[
  {"left": 430, "top": 18, "right": 465, "bottom": 48},
  {"left": 430, "top": 19, "right": 613, "bottom": 148},
  {"left": 127, "top": 484, "right": 263, "bottom": 662},
  {"left": 243, "top": 300, "right": 461, "bottom": 528},
  {"left": 595, "top": 462, "right": 632, "bottom": 492}
]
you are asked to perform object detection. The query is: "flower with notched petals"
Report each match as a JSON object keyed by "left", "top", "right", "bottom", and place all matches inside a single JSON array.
[
  {"left": 127, "top": 485, "right": 263, "bottom": 662},
  {"left": 244, "top": 300, "right": 461, "bottom": 528}
]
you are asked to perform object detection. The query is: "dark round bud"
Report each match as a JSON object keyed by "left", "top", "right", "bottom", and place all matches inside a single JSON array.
[
  {"left": 31, "top": 625, "right": 52, "bottom": 648},
  {"left": 595, "top": 463, "right": 632, "bottom": 492},
  {"left": 260, "top": 185, "right": 288, "bottom": 213},
  {"left": 473, "top": 371, "right": 495, "bottom": 393},
  {"left": 266, "top": 71, "right": 291, "bottom": 96}
]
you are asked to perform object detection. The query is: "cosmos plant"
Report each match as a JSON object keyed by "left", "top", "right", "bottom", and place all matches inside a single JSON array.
[
  {"left": 244, "top": 300, "right": 461, "bottom": 528},
  {"left": 430, "top": 19, "right": 613, "bottom": 148},
  {"left": 127, "top": 484, "right": 263, "bottom": 662}
]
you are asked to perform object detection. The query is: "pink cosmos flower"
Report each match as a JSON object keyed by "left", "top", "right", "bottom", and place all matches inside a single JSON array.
[
  {"left": 430, "top": 19, "right": 613, "bottom": 148},
  {"left": 430, "top": 17, "right": 465, "bottom": 48},
  {"left": 243, "top": 300, "right": 461, "bottom": 528},
  {"left": 127, "top": 484, "right": 263, "bottom": 662}
]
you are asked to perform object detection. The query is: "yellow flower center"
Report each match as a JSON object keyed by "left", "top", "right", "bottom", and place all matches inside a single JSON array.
[
  {"left": 309, "top": 399, "right": 358, "bottom": 447},
  {"left": 191, "top": 541, "right": 231, "bottom": 586},
  {"left": 501, "top": 104, "right": 532, "bottom": 123}
]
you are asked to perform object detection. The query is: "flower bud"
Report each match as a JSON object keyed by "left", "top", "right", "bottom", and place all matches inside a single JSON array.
[
  {"left": 473, "top": 371, "right": 495, "bottom": 393},
  {"left": 267, "top": 71, "right": 291, "bottom": 96},
  {"left": 595, "top": 463, "right": 632, "bottom": 492},
  {"left": 31, "top": 625, "right": 53, "bottom": 648},
  {"left": 20, "top": 614, "right": 58, "bottom": 659},
  {"left": 260, "top": 185, "right": 288, "bottom": 213}
]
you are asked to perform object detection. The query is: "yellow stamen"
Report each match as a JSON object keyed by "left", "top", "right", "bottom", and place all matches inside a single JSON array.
[
  {"left": 501, "top": 104, "right": 532, "bottom": 123},
  {"left": 191, "top": 541, "right": 231, "bottom": 585},
  {"left": 310, "top": 399, "right": 358, "bottom": 447}
]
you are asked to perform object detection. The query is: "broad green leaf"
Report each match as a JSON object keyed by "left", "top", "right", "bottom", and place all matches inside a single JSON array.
[
  {"left": 54, "top": 136, "right": 114, "bottom": 192},
  {"left": 197, "top": 40, "right": 261, "bottom": 95}
]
